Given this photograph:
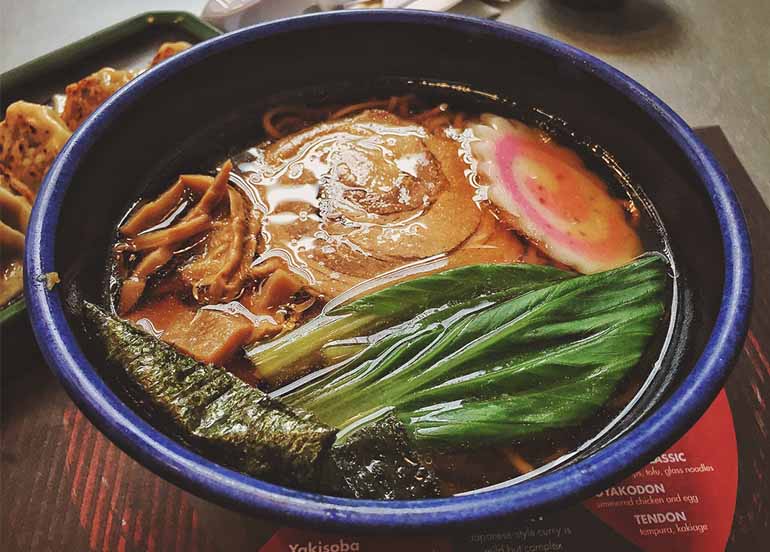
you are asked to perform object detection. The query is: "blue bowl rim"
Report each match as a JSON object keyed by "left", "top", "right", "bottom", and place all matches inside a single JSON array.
[{"left": 25, "top": 10, "right": 752, "bottom": 530}]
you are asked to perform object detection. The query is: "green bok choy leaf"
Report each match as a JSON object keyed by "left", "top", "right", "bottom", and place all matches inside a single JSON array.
[
  {"left": 274, "top": 254, "right": 667, "bottom": 449},
  {"left": 247, "top": 262, "right": 573, "bottom": 384}
]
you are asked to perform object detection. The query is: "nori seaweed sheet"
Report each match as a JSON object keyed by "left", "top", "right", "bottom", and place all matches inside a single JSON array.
[
  {"left": 83, "top": 302, "right": 337, "bottom": 490},
  {"left": 322, "top": 414, "right": 441, "bottom": 499},
  {"left": 84, "top": 303, "right": 443, "bottom": 498}
]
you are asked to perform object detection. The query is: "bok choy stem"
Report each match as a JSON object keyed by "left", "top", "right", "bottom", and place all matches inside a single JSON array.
[
  {"left": 247, "top": 263, "right": 573, "bottom": 384},
  {"left": 278, "top": 254, "right": 667, "bottom": 449}
]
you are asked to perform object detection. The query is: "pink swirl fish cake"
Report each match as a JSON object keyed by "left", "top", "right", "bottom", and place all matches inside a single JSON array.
[{"left": 470, "top": 114, "right": 642, "bottom": 274}]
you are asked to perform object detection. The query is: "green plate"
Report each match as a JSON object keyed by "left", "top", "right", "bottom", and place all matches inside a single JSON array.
[{"left": 0, "top": 12, "right": 222, "bottom": 325}]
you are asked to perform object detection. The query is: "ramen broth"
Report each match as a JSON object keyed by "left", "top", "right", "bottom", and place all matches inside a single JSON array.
[{"left": 109, "top": 91, "right": 668, "bottom": 496}]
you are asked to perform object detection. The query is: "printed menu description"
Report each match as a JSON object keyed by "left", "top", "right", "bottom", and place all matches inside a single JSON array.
[
  {"left": 584, "top": 390, "right": 737, "bottom": 552},
  {"left": 261, "top": 391, "right": 738, "bottom": 552},
  {"left": 592, "top": 455, "right": 713, "bottom": 536},
  {"left": 463, "top": 526, "right": 575, "bottom": 552}
]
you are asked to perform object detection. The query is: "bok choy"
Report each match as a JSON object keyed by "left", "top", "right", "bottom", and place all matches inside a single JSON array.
[
  {"left": 247, "top": 262, "right": 574, "bottom": 383},
  {"left": 266, "top": 254, "right": 667, "bottom": 449}
]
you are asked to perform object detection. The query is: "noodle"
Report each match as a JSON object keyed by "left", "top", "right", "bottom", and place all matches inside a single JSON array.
[
  {"left": 262, "top": 95, "right": 459, "bottom": 140},
  {"left": 261, "top": 106, "right": 318, "bottom": 139},
  {"left": 501, "top": 449, "right": 535, "bottom": 474},
  {"left": 329, "top": 98, "right": 393, "bottom": 119},
  {"left": 274, "top": 116, "right": 306, "bottom": 134},
  {"left": 412, "top": 103, "right": 448, "bottom": 122},
  {"left": 423, "top": 115, "right": 451, "bottom": 131},
  {"left": 262, "top": 106, "right": 293, "bottom": 139}
]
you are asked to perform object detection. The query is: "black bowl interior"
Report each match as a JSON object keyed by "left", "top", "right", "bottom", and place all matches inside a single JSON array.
[{"left": 56, "top": 19, "right": 724, "bottom": 487}]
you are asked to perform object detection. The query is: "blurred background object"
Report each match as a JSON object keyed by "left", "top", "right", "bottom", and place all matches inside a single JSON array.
[
  {"left": 555, "top": 0, "right": 625, "bottom": 10},
  {"left": 1, "top": 0, "right": 768, "bottom": 210},
  {"left": 199, "top": 0, "right": 499, "bottom": 31}
]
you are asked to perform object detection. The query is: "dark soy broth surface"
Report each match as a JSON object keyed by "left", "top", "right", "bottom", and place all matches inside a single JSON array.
[{"left": 107, "top": 81, "right": 676, "bottom": 497}]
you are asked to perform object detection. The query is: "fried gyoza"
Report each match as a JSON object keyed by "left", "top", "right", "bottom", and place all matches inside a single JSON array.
[
  {"left": 60, "top": 67, "right": 134, "bottom": 130},
  {"left": 0, "top": 102, "right": 72, "bottom": 192}
]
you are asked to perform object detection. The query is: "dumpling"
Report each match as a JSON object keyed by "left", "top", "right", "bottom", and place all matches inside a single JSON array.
[
  {"left": 0, "top": 167, "right": 32, "bottom": 305},
  {"left": 0, "top": 101, "right": 72, "bottom": 192},
  {"left": 149, "top": 41, "right": 192, "bottom": 66},
  {"left": 61, "top": 67, "right": 134, "bottom": 130}
]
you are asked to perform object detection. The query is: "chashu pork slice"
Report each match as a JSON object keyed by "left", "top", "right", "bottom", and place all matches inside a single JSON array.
[
  {"left": 335, "top": 125, "right": 481, "bottom": 260},
  {"left": 243, "top": 109, "right": 481, "bottom": 298}
]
